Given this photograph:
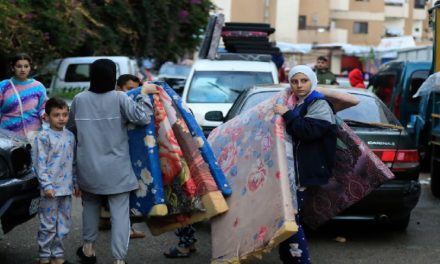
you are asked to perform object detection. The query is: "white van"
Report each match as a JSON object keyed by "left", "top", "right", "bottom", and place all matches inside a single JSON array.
[
  {"left": 181, "top": 55, "right": 279, "bottom": 135},
  {"left": 44, "top": 56, "right": 139, "bottom": 96}
]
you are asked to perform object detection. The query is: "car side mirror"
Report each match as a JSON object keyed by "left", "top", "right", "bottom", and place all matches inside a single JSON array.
[{"left": 205, "top": 111, "right": 224, "bottom": 122}]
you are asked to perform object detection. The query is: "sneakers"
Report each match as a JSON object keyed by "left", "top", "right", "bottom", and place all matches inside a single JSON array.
[{"left": 76, "top": 246, "right": 97, "bottom": 264}]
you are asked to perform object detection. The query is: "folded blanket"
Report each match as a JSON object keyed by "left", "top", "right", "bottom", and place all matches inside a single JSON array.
[{"left": 128, "top": 83, "right": 229, "bottom": 235}]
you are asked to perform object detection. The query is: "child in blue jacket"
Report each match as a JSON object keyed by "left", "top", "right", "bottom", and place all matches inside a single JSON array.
[{"left": 274, "top": 65, "right": 337, "bottom": 264}]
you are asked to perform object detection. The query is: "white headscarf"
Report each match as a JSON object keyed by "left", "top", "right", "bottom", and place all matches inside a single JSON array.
[{"left": 288, "top": 65, "right": 318, "bottom": 98}]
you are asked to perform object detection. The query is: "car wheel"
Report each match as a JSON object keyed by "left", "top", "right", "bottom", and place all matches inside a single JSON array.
[
  {"left": 430, "top": 153, "right": 440, "bottom": 198},
  {"left": 387, "top": 215, "right": 411, "bottom": 231}
]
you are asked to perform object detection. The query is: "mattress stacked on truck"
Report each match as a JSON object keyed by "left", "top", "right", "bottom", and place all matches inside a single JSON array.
[{"left": 222, "top": 22, "right": 280, "bottom": 55}]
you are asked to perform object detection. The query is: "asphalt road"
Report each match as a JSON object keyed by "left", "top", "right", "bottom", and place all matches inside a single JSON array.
[{"left": 1, "top": 173, "right": 439, "bottom": 264}]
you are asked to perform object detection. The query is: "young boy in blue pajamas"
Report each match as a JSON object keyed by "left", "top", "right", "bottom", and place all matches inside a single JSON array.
[{"left": 33, "top": 97, "right": 80, "bottom": 264}]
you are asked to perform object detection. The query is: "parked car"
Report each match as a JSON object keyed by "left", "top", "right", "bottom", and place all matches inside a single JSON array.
[
  {"left": 156, "top": 62, "right": 191, "bottom": 95},
  {"left": 206, "top": 84, "right": 421, "bottom": 230},
  {"left": 370, "top": 60, "right": 431, "bottom": 164},
  {"left": 0, "top": 129, "right": 39, "bottom": 238},
  {"left": 39, "top": 56, "right": 140, "bottom": 99},
  {"left": 181, "top": 53, "right": 279, "bottom": 135}
]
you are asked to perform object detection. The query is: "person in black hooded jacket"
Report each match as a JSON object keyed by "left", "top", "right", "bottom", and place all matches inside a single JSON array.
[
  {"left": 67, "top": 59, "right": 157, "bottom": 264},
  {"left": 274, "top": 65, "right": 337, "bottom": 264}
]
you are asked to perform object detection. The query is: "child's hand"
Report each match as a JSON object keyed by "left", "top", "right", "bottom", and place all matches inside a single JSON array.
[
  {"left": 45, "top": 189, "right": 55, "bottom": 199},
  {"left": 74, "top": 187, "right": 81, "bottom": 197},
  {"left": 274, "top": 104, "right": 289, "bottom": 115},
  {"left": 141, "top": 83, "right": 159, "bottom": 95}
]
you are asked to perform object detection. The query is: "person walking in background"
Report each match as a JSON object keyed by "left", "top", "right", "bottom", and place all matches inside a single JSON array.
[
  {"left": 314, "top": 56, "right": 338, "bottom": 85},
  {"left": 0, "top": 53, "right": 47, "bottom": 142},
  {"left": 98, "top": 73, "right": 146, "bottom": 240},
  {"left": 274, "top": 65, "right": 337, "bottom": 264},
  {"left": 348, "top": 68, "right": 366, "bottom": 88},
  {"left": 33, "top": 97, "right": 80, "bottom": 264},
  {"left": 68, "top": 59, "right": 156, "bottom": 264}
]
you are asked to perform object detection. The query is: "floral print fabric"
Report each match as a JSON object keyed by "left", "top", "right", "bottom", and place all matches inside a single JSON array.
[
  {"left": 209, "top": 90, "right": 297, "bottom": 263},
  {"left": 301, "top": 118, "right": 395, "bottom": 229},
  {"left": 127, "top": 83, "right": 229, "bottom": 235}
]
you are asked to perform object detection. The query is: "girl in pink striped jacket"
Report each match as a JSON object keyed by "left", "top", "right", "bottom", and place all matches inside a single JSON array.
[{"left": 0, "top": 53, "right": 47, "bottom": 140}]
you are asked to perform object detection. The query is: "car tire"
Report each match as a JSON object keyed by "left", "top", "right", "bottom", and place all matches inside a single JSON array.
[
  {"left": 430, "top": 153, "right": 440, "bottom": 198},
  {"left": 387, "top": 215, "right": 411, "bottom": 231}
]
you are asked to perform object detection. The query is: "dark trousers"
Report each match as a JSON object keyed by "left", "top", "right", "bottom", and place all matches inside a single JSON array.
[{"left": 279, "top": 190, "right": 311, "bottom": 264}]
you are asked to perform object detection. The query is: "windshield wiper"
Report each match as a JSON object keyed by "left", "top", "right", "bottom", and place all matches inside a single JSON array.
[
  {"left": 207, "top": 81, "right": 229, "bottom": 96},
  {"left": 343, "top": 119, "right": 404, "bottom": 130}
]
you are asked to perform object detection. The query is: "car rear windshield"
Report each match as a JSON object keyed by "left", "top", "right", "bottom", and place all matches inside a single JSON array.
[
  {"left": 337, "top": 94, "right": 401, "bottom": 125},
  {"left": 237, "top": 91, "right": 400, "bottom": 126},
  {"left": 64, "top": 63, "right": 120, "bottom": 82},
  {"left": 187, "top": 71, "right": 274, "bottom": 103}
]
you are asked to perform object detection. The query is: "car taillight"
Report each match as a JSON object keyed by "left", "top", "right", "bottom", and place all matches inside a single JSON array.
[{"left": 372, "top": 149, "right": 419, "bottom": 172}]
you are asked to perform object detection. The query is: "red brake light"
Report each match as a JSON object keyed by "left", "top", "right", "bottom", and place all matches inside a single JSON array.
[
  {"left": 372, "top": 149, "right": 419, "bottom": 172},
  {"left": 373, "top": 149, "right": 419, "bottom": 163}
]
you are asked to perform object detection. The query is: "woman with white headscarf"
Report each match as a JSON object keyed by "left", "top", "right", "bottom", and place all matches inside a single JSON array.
[{"left": 274, "top": 65, "right": 337, "bottom": 264}]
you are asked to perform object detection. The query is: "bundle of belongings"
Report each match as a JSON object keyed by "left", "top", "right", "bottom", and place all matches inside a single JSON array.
[
  {"left": 127, "top": 82, "right": 231, "bottom": 235},
  {"left": 208, "top": 87, "right": 394, "bottom": 263}
]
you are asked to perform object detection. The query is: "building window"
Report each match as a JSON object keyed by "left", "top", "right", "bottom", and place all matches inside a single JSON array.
[
  {"left": 353, "top": 22, "right": 368, "bottom": 34},
  {"left": 299, "top": 15, "right": 306, "bottom": 30},
  {"left": 414, "top": 0, "right": 426, "bottom": 9},
  {"left": 385, "top": 0, "right": 404, "bottom": 6}
]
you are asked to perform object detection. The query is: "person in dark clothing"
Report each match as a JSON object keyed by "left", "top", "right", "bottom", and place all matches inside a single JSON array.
[
  {"left": 315, "top": 56, "right": 338, "bottom": 85},
  {"left": 274, "top": 65, "right": 337, "bottom": 264}
]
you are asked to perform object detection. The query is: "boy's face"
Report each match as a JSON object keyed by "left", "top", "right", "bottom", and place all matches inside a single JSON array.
[
  {"left": 47, "top": 107, "right": 69, "bottom": 131},
  {"left": 120, "top": 80, "right": 140, "bottom": 92},
  {"left": 316, "top": 59, "right": 328, "bottom": 70}
]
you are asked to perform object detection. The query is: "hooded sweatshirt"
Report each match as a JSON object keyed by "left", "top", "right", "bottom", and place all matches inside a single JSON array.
[
  {"left": 348, "top": 68, "right": 365, "bottom": 88},
  {"left": 67, "top": 59, "right": 153, "bottom": 194}
]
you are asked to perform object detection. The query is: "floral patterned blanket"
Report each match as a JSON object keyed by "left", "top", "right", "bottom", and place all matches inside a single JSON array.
[
  {"left": 209, "top": 89, "right": 394, "bottom": 263},
  {"left": 127, "top": 83, "right": 229, "bottom": 235},
  {"left": 209, "top": 90, "right": 297, "bottom": 263}
]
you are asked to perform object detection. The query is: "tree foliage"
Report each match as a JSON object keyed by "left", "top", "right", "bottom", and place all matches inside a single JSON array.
[{"left": 0, "top": 0, "right": 215, "bottom": 78}]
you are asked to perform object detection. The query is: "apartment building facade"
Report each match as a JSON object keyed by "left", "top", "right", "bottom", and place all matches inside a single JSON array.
[{"left": 213, "top": 0, "right": 433, "bottom": 46}]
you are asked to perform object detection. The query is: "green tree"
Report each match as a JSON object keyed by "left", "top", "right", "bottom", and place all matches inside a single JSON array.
[{"left": 0, "top": 0, "right": 215, "bottom": 78}]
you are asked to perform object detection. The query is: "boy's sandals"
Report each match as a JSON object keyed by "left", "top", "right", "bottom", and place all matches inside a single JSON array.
[
  {"left": 163, "top": 245, "right": 197, "bottom": 258},
  {"left": 130, "top": 228, "right": 145, "bottom": 239}
]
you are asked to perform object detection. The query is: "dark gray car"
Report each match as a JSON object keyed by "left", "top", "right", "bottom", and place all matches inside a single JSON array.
[
  {"left": 205, "top": 84, "right": 421, "bottom": 230},
  {"left": 0, "top": 129, "right": 39, "bottom": 238}
]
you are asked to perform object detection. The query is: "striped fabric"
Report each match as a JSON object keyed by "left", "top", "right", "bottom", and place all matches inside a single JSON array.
[{"left": 0, "top": 78, "right": 47, "bottom": 137}]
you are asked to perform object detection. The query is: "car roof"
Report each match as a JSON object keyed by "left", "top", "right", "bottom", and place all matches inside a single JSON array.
[
  {"left": 61, "top": 56, "right": 133, "bottom": 63},
  {"left": 192, "top": 59, "right": 277, "bottom": 72},
  {"left": 251, "top": 83, "right": 379, "bottom": 98}
]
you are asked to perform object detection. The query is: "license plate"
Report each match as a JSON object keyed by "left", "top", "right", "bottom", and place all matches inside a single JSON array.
[{"left": 29, "top": 197, "right": 40, "bottom": 215}]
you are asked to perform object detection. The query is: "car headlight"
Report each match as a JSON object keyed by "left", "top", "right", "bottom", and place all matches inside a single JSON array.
[{"left": 0, "top": 157, "right": 10, "bottom": 179}]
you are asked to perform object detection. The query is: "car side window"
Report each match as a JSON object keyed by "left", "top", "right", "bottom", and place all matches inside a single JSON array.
[
  {"left": 373, "top": 73, "right": 397, "bottom": 105},
  {"left": 65, "top": 64, "right": 90, "bottom": 82},
  {"left": 409, "top": 70, "right": 429, "bottom": 102},
  {"left": 64, "top": 63, "right": 121, "bottom": 82}
]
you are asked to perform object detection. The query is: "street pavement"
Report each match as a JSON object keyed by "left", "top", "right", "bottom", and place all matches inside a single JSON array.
[{"left": 1, "top": 173, "right": 439, "bottom": 263}]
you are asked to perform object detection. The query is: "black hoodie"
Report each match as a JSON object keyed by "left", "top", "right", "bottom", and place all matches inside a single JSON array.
[{"left": 89, "top": 59, "right": 116, "bottom": 93}]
